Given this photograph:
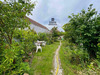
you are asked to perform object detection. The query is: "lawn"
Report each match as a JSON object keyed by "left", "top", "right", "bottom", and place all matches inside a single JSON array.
[{"left": 29, "top": 42, "right": 59, "bottom": 75}]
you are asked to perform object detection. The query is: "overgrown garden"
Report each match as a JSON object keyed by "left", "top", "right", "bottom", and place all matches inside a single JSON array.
[
  {"left": 0, "top": 0, "right": 61, "bottom": 74},
  {"left": 61, "top": 4, "right": 100, "bottom": 74}
]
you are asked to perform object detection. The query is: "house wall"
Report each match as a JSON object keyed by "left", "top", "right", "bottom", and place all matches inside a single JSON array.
[{"left": 30, "top": 24, "right": 50, "bottom": 33}]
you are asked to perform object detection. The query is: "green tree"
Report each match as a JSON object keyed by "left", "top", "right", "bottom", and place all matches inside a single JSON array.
[
  {"left": 0, "top": 0, "right": 35, "bottom": 74},
  {"left": 63, "top": 4, "right": 100, "bottom": 58},
  {"left": 0, "top": 0, "right": 35, "bottom": 45},
  {"left": 51, "top": 27, "right": 60, "bottom": 37}
]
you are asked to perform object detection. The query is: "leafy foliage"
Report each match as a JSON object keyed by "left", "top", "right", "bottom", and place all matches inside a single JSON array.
[
  {"left": 38, "top": 33, "right": 54, "bottom": 44},
  {"left": 60, "top": 41, "right": 100, "bottom": 75},
  {"left": 14, "top": 29, "right": 38, "bottom": 54},
  {"left": 51, "top": 27, "right": 60, "bottom": 42},
  {"left": 0, "top": 0, "right": 35, "bottom": 45},
  {"left": 51, "top": 27, "right": 60, "bottom": 37},
  {"left": 97, "top": 43, "right": 100, "bottom": 60},
  {"left": 0, "top": 42, "right": 30, "bottom": 74},
  {"left": 0, "top": 0, "right": 35, "bottom": 74},
  {"left": 63, "top": 4, "right": 100, "bottom": 58}
]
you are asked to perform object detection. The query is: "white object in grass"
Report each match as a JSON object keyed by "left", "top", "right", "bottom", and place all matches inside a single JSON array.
[{"left": 35, "top": 42, "right": 42, "bottom": 53}]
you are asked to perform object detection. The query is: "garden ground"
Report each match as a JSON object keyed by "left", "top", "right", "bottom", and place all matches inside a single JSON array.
[{"left": 29, "top": 42, "right": 59, "bottom": 75}]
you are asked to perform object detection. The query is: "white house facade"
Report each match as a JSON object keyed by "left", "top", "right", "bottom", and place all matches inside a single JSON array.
[
  {"left": 30, "top": 24, "right": 50, "bottom": 33},
  {"left": 27, "top": 17, "right": 50, "bottom": 33}
]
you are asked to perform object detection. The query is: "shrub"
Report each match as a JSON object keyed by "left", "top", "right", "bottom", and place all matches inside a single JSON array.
[
  {"left": 70, "top": 49, "right": 89, "bottom": 66},
  {"left": 63, "top": 4, "right": 100, "bottom": 58},
  {"left": 38, "top": 33, "right": 54, "bottom": 45},
  {"left": 0, "top": 42, "right": 29, "bottom": 75},
  {"left": 97, "top": 43, "right": 100, "bottom": 61},
  {"left": 14, "top": 29, "right": 38, "bottom": 55},
  {"left": 64, "top": 41, "right": 89, "bottom": 67},
  {"left": 38, "top": 33, "right": 48, "bottom": 41},
  {"left": 0, "top": 0, "right": 35, "bottom": 74}
]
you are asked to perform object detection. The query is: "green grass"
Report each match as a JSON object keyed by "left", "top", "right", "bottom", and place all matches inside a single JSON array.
[
  {"left": 29, "top": 42, "right": 59, "bottom": 75},
  {"left": 59, "top": 41, "right": 81, "bottom": 75}
]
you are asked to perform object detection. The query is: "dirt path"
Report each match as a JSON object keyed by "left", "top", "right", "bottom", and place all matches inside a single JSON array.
[{"left": 53, "top": 41, "right": 63, "bottom": 75}]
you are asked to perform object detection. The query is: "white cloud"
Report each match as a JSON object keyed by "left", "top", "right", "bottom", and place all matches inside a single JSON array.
[
  {"left": 27, "top": 0, "right": 100, "bottom": 31},
  {"left": 1, "top": 0, "right": 100, "bottom": 31}
]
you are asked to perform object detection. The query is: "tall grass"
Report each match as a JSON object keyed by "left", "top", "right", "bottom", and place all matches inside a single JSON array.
[{"left": 59, "top": 41, "right": 89, "bottom": 75}]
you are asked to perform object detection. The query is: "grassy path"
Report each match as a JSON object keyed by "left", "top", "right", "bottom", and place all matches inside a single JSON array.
[{"left": 29, "top": 42, "right": 59, "bottom": 75}]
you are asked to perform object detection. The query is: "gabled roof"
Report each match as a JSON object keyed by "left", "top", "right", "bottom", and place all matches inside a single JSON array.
[{"left": 26, "top": 17, "right": 49, "bottom": 30}]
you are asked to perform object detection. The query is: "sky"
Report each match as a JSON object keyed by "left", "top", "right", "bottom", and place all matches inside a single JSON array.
[
  {"left": 27, "top": 0, "right": 100, "bottom": 31},
  {"left": 1, "top": 0, "right": 100, "bottom": 31}
]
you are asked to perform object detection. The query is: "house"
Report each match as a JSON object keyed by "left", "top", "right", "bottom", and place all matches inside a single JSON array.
[{"left": 27, "top": 17, "right": 50, "bottom": 33}]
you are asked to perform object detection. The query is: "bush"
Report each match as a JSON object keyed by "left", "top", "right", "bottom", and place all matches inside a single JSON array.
[
  {"left": 70, "top": 49, "right": 89, "bottom": 66},
  {"left": 64, "top": 41, "right": 89, "bottom": 67},
  {"left": 63, "top": 4, "right": 100, "bottom": 58},
  {"left": 0, "top": 0, "right": 35, "bottom": 74},
  {"left": 97, "top": 43, "right": 100, "bottom": 61},
  {"left": 38, "top": 33, "right": 54, "bottom": 45},
  {"left": 0, "top": 28, "right": 38, "bottom": 74},
  {"left": 38, "top": 33, "right": 48, "bottom": 41},
  {"left": 14, "top": 29, "right": 38, "bottom": 54},
  {"left": 0, "top": 42, "right": 28, "bottom": 75}
]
